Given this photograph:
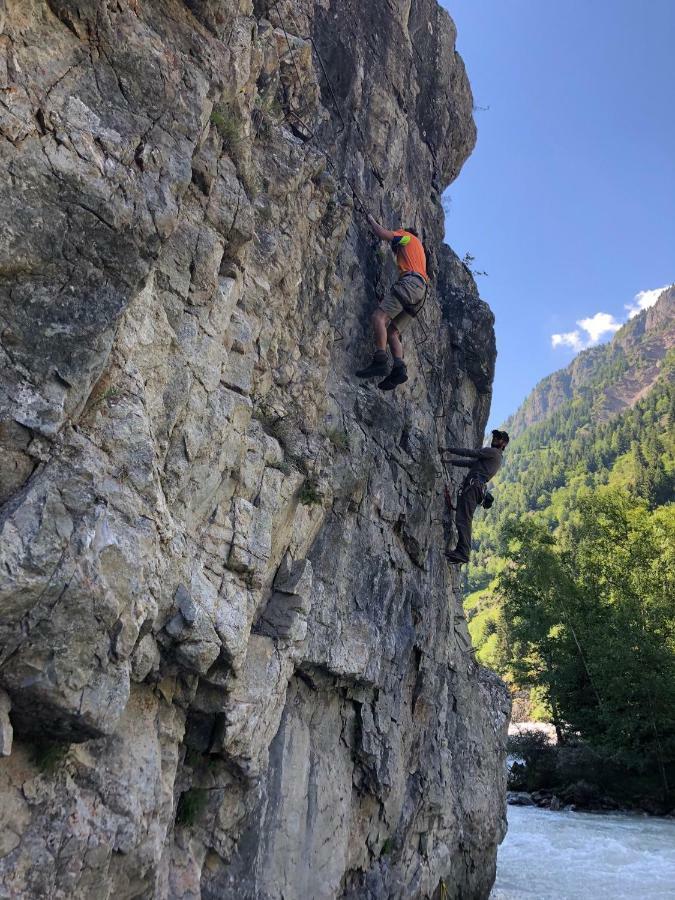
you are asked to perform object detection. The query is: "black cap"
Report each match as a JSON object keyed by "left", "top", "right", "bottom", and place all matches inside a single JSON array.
[{"left": 492, "top": 429, "right": 510, "bottom": 444}]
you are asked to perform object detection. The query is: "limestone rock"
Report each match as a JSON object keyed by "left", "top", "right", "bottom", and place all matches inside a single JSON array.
[
  {"left": 131, "top": 634, "right": 161, "bottom": 683},
  {"left": 256, "top": 554, "right": 313, "bottom": 642},
  {"left": 0, "top": 690, "right": 12, "bottom": 757},
  {"left": 0, "top": 1, "right": 509, "bottom": 898}
]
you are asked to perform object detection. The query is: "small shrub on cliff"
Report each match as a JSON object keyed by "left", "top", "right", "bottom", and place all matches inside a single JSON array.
[
  {"left": 99, "top": 385, "right": 119, "bottom": 404},
  {"left": 32, "top": 741, "right": 69, "bottom": 773},
  {"left": 253, "top": 405, "right": 285, "bottom": 439},
  {"left": 270, "top": 458, "right": 293, "bottom": 476},
  {"left": 256, "top": 201, "right": 274, "bottom": 224},
  {"left": 380, "top": 837, "right": 394, "bottom": 857},
  {"left": 325, "top": 426, "right": 350, "bottom": 452},
  {"left": 461, "top": 252, "right": 488, "bottom": 278},
  {"left": 176, "top": 788, "right": 208, "bottom": 827},
  {"left": 210, "top": 105, "right": 241, "bottom": 156},
  {"left": 86, "top": 382, "right": 119, "bottom": 416},
  {"left": 242, "top": 169, "right": 262, "bottom": 199},
  {"left": 298, "top": 475, "right": 323, "bottom": 506}
]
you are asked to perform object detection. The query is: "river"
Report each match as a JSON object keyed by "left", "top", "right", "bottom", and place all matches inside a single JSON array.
[{"left": 491, "top": 804, "right": 675, "bottom": 899}]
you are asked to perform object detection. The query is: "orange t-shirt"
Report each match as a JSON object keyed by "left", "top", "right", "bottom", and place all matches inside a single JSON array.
[{"left": 393, "top": 229, "right": 428, "bottom": 281}]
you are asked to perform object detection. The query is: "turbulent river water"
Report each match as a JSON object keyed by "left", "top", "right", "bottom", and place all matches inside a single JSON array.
[{"left": 491, "top": 805, "right": 675, "bottom": 899}]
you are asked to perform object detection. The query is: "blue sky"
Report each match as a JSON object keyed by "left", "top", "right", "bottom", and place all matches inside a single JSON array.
[{"left": 440, "top": 0, "right": 675, "bottom": 427}]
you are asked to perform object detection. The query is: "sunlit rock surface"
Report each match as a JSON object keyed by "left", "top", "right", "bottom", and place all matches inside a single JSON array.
[{"left": 0, "top": 1, "right": 509, "bottom": 897}]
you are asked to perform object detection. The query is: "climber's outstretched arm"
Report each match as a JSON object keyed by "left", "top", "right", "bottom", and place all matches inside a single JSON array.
[
  {"left": 447, "top": 459, "right": 473, "bottom": 468},
  {"left": 445, "top": 447, "right": 482, "bottom": 458},
  {"left": 366, "top": 213, "right": 398, "bottom": 242}
]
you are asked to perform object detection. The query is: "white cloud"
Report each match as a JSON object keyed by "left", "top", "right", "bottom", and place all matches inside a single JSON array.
[
  {"left": 577, "top": 312, "right": 622, "bottom": 343},
  {"left": 551, "top": 312, "right": 621, "bottom": 351},
  {"left": 551, "top": 330, "right": 583, "bottom": 351},
  {"left": 625, "top": 285, "right": 669, "bottom": 319},
  {"left": 551, "top": 284, "right": 672, "bottom": 353}
]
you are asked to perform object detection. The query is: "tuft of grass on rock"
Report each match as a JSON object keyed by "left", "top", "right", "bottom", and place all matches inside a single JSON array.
[
  {"left": 242, "top": 169, "right": 261, "bottom": 200},
  {"left": 210, "top": 105, "right": 241, "bottom": 156},
  {"left": 380, "top": 837, "right": 394, "bottom": 857},
  {"left": 256, "top": 202, "right": 274, "bottom": 224},
  {"left": 87, "top": 382, "right": 119, "bottom": 415},
  {"left": 252, "top": 405, "right": 285, "bottom": 438},
  {"left": 176, "top": 788, "right": 208, "bottom": 827},
  {"left": 270, "top": 458, "right": 293, "bottom": 476},
  {"left": 32, "top": 741, "right": 69, "bottom": 774},
  {"left": 325, "top": 426, "right": 350, "bottom": 452},
  {"left": 100, "top": 386, "right": 119, "bottom": 403}
]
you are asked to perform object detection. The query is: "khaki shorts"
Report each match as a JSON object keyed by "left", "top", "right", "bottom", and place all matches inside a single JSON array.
[{"left": 380, "top": 274, "right": 427, "bottom": 334}]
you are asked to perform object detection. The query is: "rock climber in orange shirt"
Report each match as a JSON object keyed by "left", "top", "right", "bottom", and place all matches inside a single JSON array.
[{"left": 355, "top": 214, "right": 428, "bottom": 391}]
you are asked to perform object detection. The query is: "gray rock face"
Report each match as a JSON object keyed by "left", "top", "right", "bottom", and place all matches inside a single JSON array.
[{"left": 0, "top": 1, "right": 509, "bottom": 898}]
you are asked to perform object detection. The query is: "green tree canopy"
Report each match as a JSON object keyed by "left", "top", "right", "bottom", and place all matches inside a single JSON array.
[{"left": 497, "top": 491, "right": 675, "bottom": 800}]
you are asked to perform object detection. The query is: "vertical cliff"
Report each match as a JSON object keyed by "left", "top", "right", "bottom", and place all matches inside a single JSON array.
[{"left": 0, "top": 2, "right": 509, "bottom": 897}]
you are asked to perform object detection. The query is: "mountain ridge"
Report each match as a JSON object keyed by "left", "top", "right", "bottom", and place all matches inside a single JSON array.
[{"left": 503, "top": 285, "right": 674, "bottom": 439}]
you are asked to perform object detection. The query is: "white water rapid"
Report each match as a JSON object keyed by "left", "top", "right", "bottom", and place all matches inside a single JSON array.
[{"left": 491, "top": 805, "right": 675, "bottom": 898}]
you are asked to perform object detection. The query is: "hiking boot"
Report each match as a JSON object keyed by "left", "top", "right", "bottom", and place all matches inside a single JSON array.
[
  {"left": 378, "top": 361, "right": 408, "bottom": 391},
  {"left": 355, "top": 351, "right": 389, "bottom": 379},
  {"left": 445, "top": 550, "right": 468, "bottom": 565}
]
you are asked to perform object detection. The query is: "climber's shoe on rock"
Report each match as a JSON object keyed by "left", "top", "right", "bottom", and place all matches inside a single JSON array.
[
  {"left": 355, "top": 350, "right": 389, "bottom": 379},
  {"left": 445, "top": 550, "right": 468, "bottom": 565},
  {"left": 378, "top": 360, "right": 408, "bottom": 391}
]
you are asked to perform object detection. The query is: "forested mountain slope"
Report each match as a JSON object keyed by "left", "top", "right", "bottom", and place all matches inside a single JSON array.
[
  {"left": 467, "top": 286, "right": 675, "bottom": 807},
  {"left": 470, "top": 285, "right": 675, "bottom": 595},
  {"left": 465, "top": 287, "right": 675, "bottom": 813},
  {"left": 505, "top": 285, "right": 675, "bottom": 439}
]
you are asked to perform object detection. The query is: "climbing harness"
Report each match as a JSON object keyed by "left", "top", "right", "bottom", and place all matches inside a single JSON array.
[{"left": 391, "top": 272, "right": 428, "bottom": 317}]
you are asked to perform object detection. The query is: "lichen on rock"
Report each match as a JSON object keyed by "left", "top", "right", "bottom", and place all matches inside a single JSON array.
[{"left": 0, "top": 1, "right": 509, "bottom": 897}]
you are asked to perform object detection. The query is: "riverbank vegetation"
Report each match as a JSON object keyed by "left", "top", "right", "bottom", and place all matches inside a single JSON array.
[
  {"left": 469, "top": 341, "right": 675, "bottom": 812},
  {"left": 499, "top": 492, "right": 675, "bottom": 811}
]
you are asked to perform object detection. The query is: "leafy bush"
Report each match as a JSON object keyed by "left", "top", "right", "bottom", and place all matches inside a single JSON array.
[{"left": 507, "top": 731, "right": 557, "bottom": 792}]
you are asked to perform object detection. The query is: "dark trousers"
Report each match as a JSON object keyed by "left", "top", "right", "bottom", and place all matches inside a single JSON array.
[{"left": 453, "top": 479, "right": 483, "bottom": 559}]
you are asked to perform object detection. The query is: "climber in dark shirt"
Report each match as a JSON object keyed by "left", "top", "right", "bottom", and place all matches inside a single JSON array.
[{"left": 444, "top": 429, "right": 509, "bottom": 565}]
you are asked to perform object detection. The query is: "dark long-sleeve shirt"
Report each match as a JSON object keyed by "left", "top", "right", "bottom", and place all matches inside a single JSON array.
[{"left": 446, "top": 446, "right": 503, "bottom": 481}]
